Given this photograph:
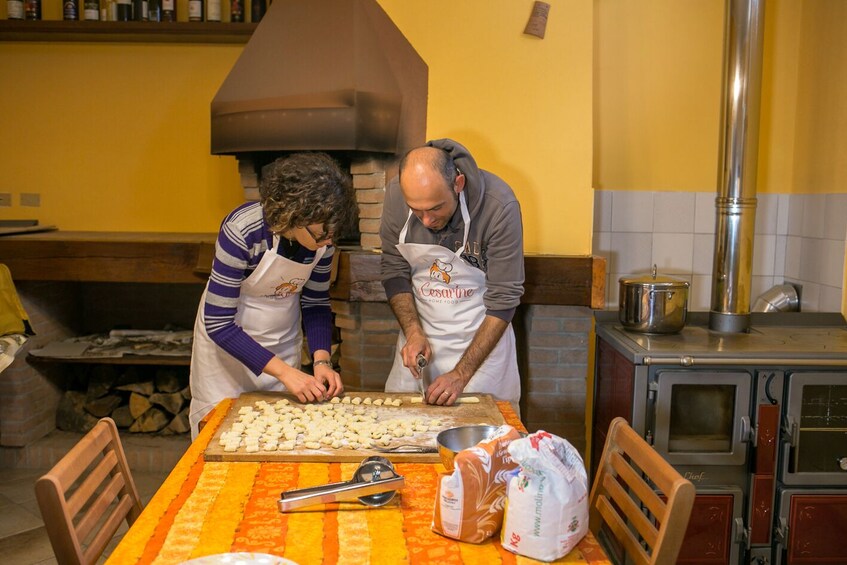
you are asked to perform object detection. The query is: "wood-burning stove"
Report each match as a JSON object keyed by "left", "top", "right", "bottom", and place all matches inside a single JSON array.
[{"left": 593, "top": 311, "right": 847, "bottom": 565}]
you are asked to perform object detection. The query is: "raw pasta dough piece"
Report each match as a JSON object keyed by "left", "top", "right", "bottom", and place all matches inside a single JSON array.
[{"left": 456, "top": 396, "right": 480, "bottom": 404}]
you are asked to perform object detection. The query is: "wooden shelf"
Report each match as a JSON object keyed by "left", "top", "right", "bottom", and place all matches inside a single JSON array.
[
  {"left": 28, "top": 353, "right": 190, "bottom": 365},
  {"left": 0, "top": 20, "right": 256, "bottom": 43},
  {"left": 0, "top": 231, "right": 216, "bottom": 283},
  {"left": 0, "top": 231, "right": 607, "bottom": 307}
]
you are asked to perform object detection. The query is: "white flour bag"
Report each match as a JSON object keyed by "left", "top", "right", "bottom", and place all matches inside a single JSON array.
[{"left": 500, "top": 430, "right": 589, "bottom": 561}]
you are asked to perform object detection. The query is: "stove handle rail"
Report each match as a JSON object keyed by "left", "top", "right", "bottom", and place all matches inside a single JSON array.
[{"left": 642, "top": 356, "right": 847, "bottom": 367}]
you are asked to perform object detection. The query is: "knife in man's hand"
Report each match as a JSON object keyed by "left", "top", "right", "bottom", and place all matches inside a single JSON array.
[{"left": 415, "top": 353, "right": 428, "bottom": 403}]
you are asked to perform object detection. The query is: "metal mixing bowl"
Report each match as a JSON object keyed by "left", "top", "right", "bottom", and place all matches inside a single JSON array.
[{"left": 435, "top": 425, "right": 500, "bottom": 469}]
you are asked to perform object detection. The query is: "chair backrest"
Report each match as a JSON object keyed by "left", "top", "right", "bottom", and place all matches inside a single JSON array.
[
  {"left": 35, "top": 417, "right": 144, "bottom": 565},
  {"left": 589, "top": 417, "right": 695, "bottom": 565}
]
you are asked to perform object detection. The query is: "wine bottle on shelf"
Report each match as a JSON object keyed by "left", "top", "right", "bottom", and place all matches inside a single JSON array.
[
  {"left": 250, "top": 0, "right": 264, "bottom": 22},
  {"left": 7, "top": 0, "right": 24, "bottom": 19},
  {"left": 131, "top": 0, "right": 147, "bottom": 20},
  {"left": 160, "top": 0, "right": 174, "bottom": 21},
  {"left": 63, "top": 0, "right": 78, "bottom": 19},
  {"left": 83, "top": 0, "right": 99, "bottom": 20},
  {"left": 24, "top": 0, "right": 40, "bottom": 19},
  {"left": 115, "top": 0, "right": 130, "bottom": 20},
  {"left": 147, "top": 0, "right": 159, "bottom": 21},
  {"left": 229, "top": 0, "right": 242, "bottom": 22},
  {"left": 188, "top": 0, "right": 203, "bottom": 21},
  {"left": 206, "top": 0, "right": 219, "bottom": 22}
]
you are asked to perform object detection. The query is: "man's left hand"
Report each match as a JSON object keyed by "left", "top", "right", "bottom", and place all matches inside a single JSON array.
[{"left": 425, "top": 371, "right": 468, "bottom": 405}]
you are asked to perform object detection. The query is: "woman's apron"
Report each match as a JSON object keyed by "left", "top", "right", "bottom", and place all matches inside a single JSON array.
[
  {"left": 384, "top": 192, "right": 520, "bottom": 404},
  {"left": 189, "top": 237, "right": 326, "bottom": 437}
]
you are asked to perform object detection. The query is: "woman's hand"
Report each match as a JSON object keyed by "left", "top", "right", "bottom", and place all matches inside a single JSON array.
[
  {"left": 281, "top": 370, "right": 328, "bottom": 403},
  {"left": 313, "top": 361, "right": 343, "bottom": 398},
  {"left": 264, "top": 356, "right": 326, "bottom": 403}
]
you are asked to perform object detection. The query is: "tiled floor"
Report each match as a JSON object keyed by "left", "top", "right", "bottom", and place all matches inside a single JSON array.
[{"left": 0, "top": 429, "right": 189, "bottom": 564}]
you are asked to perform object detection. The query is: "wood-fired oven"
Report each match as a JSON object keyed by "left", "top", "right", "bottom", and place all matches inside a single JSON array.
[{"left": 592, "top": 311, "right": 847, "bottom": 565}]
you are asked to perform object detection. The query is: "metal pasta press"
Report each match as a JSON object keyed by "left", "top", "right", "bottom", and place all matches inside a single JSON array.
[{"left": 277, "top": 456, "right": 404, "bottom": 512}]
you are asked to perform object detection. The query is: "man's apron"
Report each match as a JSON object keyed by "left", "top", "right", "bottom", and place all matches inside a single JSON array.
[
  {"left": 385, "top": 192, "right": 520, "bottom": 404},
  {"left": 189, "top": 238, "right": 326, "bottom": 437}
]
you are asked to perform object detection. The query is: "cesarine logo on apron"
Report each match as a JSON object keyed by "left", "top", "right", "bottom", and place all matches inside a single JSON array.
[
  {"left": 267, "top": 277, "right": 306, "bottom": 299},
  {"left": 419, "top": 258, "right": 476, "bottom": 303}
]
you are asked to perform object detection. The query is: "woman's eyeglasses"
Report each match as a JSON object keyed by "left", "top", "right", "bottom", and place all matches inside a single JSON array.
[{"left": 304, "top": 225, "right": 332, "bottom": 243}]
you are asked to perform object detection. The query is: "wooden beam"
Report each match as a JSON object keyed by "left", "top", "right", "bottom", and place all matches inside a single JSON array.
[{"left": 331, "top": 250, "right": 606, "bottom": 307}]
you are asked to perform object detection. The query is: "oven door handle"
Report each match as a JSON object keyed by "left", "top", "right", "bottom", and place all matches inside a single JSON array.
[{"left": 739, "top": 415, "right": 752, "bottom": 443}]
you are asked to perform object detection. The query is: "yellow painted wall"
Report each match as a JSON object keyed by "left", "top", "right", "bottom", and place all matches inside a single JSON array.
[
  {"left": 593, "top": 0, "right": 724, "bottom": 192},
  {"left": 594, "top": 0, "right": 847, "bottom": 197},
  {"left": 0, "top": 0, "right": 595, "bottom": 255},
  {"left": 0, "top": 43, "right": 245, "bottom": 231}
]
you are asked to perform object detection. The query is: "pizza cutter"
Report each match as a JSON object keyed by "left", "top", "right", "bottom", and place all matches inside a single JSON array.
[{"left": 277, "top": 456, "right": 404, "bottom": 512}]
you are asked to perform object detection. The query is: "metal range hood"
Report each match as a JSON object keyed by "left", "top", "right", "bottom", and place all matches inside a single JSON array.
[
  {"left": 709, "top": 0, "right": 766, "bottom": 333},
  {"left": 211, "top": 0, "right": 427, "bottom": 156}
]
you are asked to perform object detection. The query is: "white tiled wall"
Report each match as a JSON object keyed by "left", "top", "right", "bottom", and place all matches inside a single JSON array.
[{"left": 593, "top": 191, "right": 847, "bottom": 312}]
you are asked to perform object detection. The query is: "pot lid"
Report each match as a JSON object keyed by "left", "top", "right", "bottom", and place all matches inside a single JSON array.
[{"left": 619, "top": 265, "right": 690, "bottom": 288}]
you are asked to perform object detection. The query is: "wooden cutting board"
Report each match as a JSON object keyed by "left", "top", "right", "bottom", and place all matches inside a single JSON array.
[{"left": 204, "top": 391, "right": 506, "bottom": 463}]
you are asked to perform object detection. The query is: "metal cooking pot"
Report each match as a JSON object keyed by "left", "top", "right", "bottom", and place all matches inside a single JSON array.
[{"left": 619, "top": 265, "right": 689, "bottom": 334}]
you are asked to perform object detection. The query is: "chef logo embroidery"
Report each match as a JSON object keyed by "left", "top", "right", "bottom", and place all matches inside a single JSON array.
[
  {"left": 271, "top": 277, "right": 305, "bottom": 298},
  {"left": 418, "top": 258, "right": 475, "bottom": 304},
  {"left": 429, "top": 259, "right": 453, "bottom": 284}
]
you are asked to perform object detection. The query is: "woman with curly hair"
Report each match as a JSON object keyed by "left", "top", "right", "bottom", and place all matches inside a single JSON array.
[{"left": 189, "top": 152, "right": 356, "bottom": 439}]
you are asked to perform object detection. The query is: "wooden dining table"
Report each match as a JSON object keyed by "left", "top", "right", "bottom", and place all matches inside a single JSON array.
[{"left": 106, "top": 398, "right": 612, "bottom": 565}]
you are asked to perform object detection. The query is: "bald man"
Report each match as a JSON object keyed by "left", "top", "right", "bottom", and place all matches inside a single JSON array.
[{"left": 379, "top": 139, "right": 525, "bottom": 411}]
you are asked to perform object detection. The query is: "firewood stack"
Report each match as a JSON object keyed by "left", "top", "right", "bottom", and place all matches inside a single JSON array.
[{"left": 56, "top": 365, "right": 191, "bottom": 435}]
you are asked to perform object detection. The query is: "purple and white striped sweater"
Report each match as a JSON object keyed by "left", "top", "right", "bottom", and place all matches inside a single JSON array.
[{"left": 201, "top": 202, "right": 333, "bottom": 376}]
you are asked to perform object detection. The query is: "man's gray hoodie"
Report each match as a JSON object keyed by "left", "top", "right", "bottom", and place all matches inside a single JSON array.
[{"left": 379, "top": 138, "right": 525, "bottom": 322}]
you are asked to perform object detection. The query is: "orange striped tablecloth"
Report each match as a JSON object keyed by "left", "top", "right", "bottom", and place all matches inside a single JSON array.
[{"left": 106, "top": 400, "right": 611, "bottom": 565}]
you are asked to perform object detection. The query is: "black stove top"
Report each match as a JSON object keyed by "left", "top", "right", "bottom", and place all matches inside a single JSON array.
[{"left": 595, "top": 311, "right": 847, "bottom": 365}]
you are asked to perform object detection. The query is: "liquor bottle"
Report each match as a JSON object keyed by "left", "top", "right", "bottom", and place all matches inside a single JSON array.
[
  {"left": 160, "top": 0, "right": 174, "bottom": 21},
  {"left": 188, "top": 0, "right": 202, "bottom": 21},
  {"left": 250, "top": 0, "right": 264, "bottom": 22},
  {"left": 229, "top": 0, "right": 242, "bottom": 22},
  {"left": 115, "top": 0, "right": 130, "bottom": 20},
  {"left": 63, "top": 0, "right": 78, "bottom": 19},
  {"left": 83, "top": 0, "right": 99, "bottom": 20},
  {"left": 206, "top": 0, "right": 219, "bottom": 22},
  {"left": 7, "top": 0, "right": 24, "bottom": 19},
  {"left": 24, "top": 0, "right": 40, "bottom": 19},
  {"left": 147, "top": 0, "right": 159, "bottom": 21}
]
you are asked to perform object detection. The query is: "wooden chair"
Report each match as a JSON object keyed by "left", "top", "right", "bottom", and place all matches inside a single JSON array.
[
  {"left": 589, "top": 417, "right": 695, "bottom": 565},
  {"left": 35, "top": 417, "right": 144, "bottom": 565}
]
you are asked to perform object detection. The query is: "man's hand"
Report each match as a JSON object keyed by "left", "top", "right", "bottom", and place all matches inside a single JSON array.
[
  {"left": 389, "top": 292, "right": 431, "bottom": 379},
  {"left": 400, "top": 331, "right": 431, "bottom": 378},
  {"left": 425, "top": 370, "right": 469, "bottom": 405}
]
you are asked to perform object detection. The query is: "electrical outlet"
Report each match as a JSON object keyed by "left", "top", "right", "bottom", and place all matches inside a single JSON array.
[
  {"left": 0, "top": 193, "right": 11, "bottom": 207},
  {"left": 20, "top": 193, "right": 40, "bottom": 207}
]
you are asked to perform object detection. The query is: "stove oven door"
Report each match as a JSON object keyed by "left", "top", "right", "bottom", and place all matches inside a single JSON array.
[
  {"left": 780, "top": 372, "right": 847, "bottom": 486},
  {"left": 649, "top": 370, "right": 753, "bottom": 466},
  {"left": 675, "top": 486, "right": 743, "bottom": 565},
  {"left": 774, "top": 488, "right": 847, "bottom": 565}
]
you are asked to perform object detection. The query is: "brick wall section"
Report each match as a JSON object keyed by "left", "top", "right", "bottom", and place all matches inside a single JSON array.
[
  {"left": 350, "top": 156, "right": 388, "bottom": 250},
  {"left": 0, "top": 282, "right": 78, "bottom": 449},
  {"left": 521, "top": 305, "right": 592, "bottom": 457}
]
